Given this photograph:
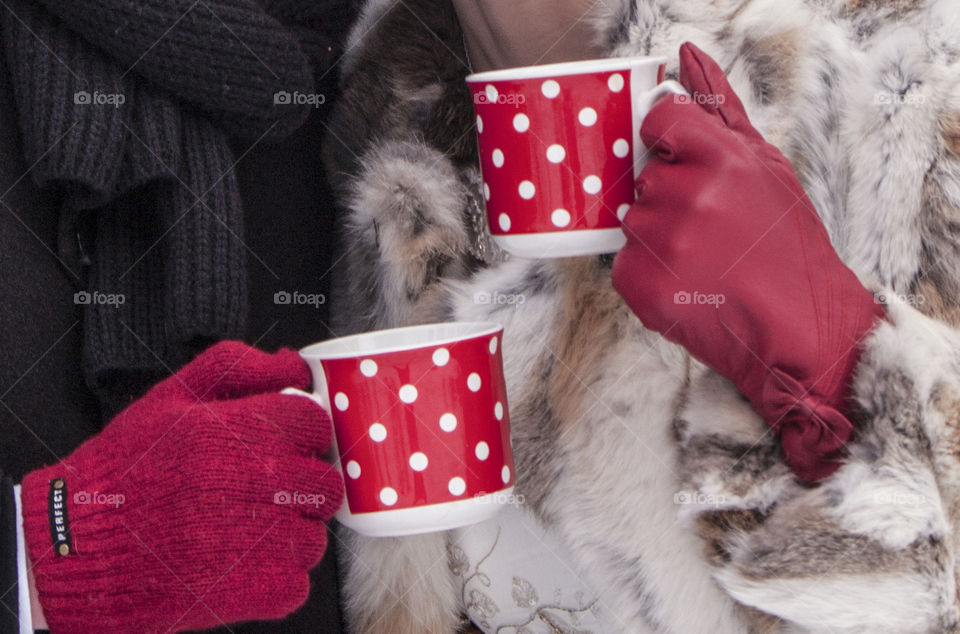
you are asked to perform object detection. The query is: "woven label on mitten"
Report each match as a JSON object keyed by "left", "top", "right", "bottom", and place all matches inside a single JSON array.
[{"left": 48, "top": 478, "right": 72, "bottom": 556}]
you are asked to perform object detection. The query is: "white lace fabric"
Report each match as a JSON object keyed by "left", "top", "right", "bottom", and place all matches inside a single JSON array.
[{"left": 449, "top": 502, "right": 615, "bottom": 633}]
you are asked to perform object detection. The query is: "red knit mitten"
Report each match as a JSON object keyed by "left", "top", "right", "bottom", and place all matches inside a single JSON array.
[{"left": 21, "top": 341, "right": 343, "bottom": 633}]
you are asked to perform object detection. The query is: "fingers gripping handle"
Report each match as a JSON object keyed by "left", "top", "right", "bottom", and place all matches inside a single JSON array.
[
  {"left": 292, "top": 352, "right": 331, "bottom": 412},
  {"left": 631, "top": 79, "right": 688, "bottom": 178},
  {"left": 284, "top": 356, "right": 337, "bottom": 464}
]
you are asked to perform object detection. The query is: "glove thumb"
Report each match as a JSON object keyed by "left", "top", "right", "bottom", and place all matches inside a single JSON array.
[{"left": 678, "top": 42, "right": 763, "bottom": 141}]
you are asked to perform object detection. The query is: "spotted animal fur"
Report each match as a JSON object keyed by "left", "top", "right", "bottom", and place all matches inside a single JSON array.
[{"left": 324, "top": 0, "right": 960, "bottom": 631}]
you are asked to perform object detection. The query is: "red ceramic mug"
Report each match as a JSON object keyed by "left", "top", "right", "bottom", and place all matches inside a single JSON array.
[
  {"left": 467, "top": 57, "right": 686, "bottom": 258},
  {"left": 299, "top": 323, "right": 515, "bottom": 537}
]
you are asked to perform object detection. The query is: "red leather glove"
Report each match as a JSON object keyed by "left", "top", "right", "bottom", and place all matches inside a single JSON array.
[
  {"left": 21, "top": 341, "right": 343, "bottom": 633},
  {"left": 611, "top": 43, "right": 884, "bottom": 482}
]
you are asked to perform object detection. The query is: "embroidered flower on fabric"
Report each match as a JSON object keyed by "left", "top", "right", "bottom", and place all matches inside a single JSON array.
[
  {"left": 468, "top": 588, "right": 500, "bottom": 627},
  {"left": 511, "top": 577, "right": 538, "bottom": 608},
  {"left": 448, "top": 543, "right": 470, "bottom": 577}
]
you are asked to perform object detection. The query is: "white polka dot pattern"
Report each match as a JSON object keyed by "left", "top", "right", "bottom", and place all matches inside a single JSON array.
[
  {"left": 518, "top": 181, "right": 535, "bottom": 200},
  {"left": 448, "top": 477, "right": 466, "bottom": 496},
  {"left": 467, "top": 373, "right": 482, "bottom": 392},
  {"left": 583, "top": 175, "right": 602, "bottom": 194},
  {"left": 433, "top": 347, "right": 450, "bottom": 366},
  {"left": 551, "top": 208, "right": 571, "bottom": 228},
  {"left": 398, "top": 384, "right": 418, "bottom": 403},
  {"left": 471, "top": 72, "right": 636, "bottom": 238},
  {"left": 346, "top": 460, "right": 361, "bottom": 479},
  {"left": 439, "top": 412, "right": 458, "bottom": 432},
  {"left": 475, "top": 441, "right": 490, "bottom": 461},
  {"left": 578, "top": 107, "right": 597, "bottom": 126},
  {"left": 380, "top": 487, "right": 398, "bottom": 506},
  {"left": 409, "top": 452, "right": 428, "bottom": 471},
  {"left": 369, "top": 422, "right": 387, "bottom": 442},
  {"left": 323, "top": 300, "right": 513, "bottom": 513},
  {"left": 541, "top": 79, "right": 560, "bottom": 98}
]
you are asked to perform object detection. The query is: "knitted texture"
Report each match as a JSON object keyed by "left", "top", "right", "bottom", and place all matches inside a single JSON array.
[
  {"left": 0, "top": 0, "right": 333, "bottom": 412},
  {"left": 260, "top": 0, "right": 359, "bottom": 82},
  {"left": 20, "top": 342, "right": 343, "bottom": 632},
  {"left": 32, "top": 0, "right": 316, "bottom": 141}
]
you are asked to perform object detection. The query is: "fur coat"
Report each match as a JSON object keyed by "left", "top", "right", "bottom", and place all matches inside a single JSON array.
[{"left": 322, "top": 0, "right": 960, "bottom": 631}]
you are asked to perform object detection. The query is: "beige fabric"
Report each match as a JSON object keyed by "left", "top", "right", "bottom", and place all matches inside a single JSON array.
[{"left": 451, "top": 0, "right": 604, "bottom": 71}]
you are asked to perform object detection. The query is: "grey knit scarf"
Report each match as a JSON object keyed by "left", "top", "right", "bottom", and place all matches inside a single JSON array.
[{"left": 2, "top": 0, "right": 322, "bottom": 410}]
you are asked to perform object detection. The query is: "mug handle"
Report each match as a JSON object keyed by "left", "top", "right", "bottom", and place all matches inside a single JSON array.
[
  {"left": 281, "top": 386, "right": 329, "bottom": 412},
  {"left": 281, "top": 386, "right": 340, "bottom": 465},
  {"left": 631, "top": 79, "right": 688, "bottom": 179},
  {"left": 293, "top": 351, "right": 332, "bottom": 412},
  {"left": 285, "top": 361, "right": 352, "bottom": 521}
]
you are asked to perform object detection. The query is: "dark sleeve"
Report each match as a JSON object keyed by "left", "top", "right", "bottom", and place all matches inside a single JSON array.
[
  {"left": 0, "top": 472, "right": 19, "bottom": 634},
  {"left": 18, "top": 0, "right": 314, "bottom": 141}
]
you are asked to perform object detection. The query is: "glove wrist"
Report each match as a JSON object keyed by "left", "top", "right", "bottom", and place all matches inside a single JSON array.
[
  {"left": 20, "top": 464, "right": 139, "bottom": 632},
  {"left": 752, "top": 299, "right": 883, "bottom": 482}
]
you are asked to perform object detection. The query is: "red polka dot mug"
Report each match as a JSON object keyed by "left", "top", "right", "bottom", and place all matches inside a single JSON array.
[
  {"left": 467, "top": 57, "right": 686, "bottom": 258},
  {"left": 299, "top": 323, "right": 515, "bottom": 537}
]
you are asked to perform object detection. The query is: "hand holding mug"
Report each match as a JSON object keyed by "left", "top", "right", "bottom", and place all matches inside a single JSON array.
[
  {"left": 20, "top": 342, "right": 342, "bottom": 633},
  {"left": 611, "top": 43, "right": 884, "bottom": 482}
]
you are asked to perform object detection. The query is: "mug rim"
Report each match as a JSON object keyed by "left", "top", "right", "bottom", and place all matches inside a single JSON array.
[
  {"left": 300, "top": 321, "right": 503, "bottom": 360},
  {"left": 465, "top": 55, "right": 667, "bottom": 83}
]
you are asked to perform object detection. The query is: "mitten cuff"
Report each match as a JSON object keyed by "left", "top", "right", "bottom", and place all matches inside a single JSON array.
[{"left": 20, "top": 463, "right": 138, "bottom": 633}]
